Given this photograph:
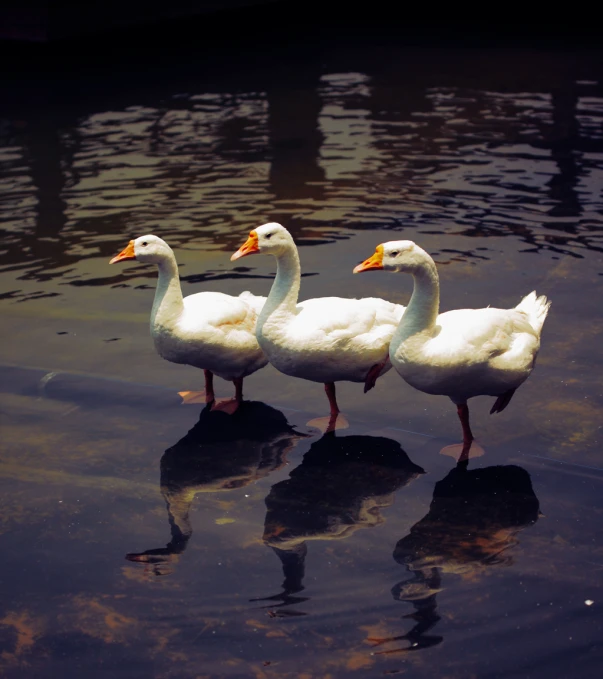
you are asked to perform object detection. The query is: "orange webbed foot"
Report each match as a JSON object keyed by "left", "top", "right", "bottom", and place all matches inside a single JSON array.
[
  {"left": 210, "top": 398, "right": 242, "bottom": 415},
  {"left": 306, "top": 414, "right": 350, "bottom": 434},
  {"left": 178, "top": 390, "right": 215, "bottom": 405}
]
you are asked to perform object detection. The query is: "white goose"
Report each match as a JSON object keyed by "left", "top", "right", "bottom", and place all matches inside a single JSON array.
[
  {"left": 231, "top": 223, "right": 405, "bottom": 423},
  {"left": 110, "top": 235, "right": 268, "bottom": 407},
  {"left": 354, "top": 240, "right": 550, "bottom": 456}
]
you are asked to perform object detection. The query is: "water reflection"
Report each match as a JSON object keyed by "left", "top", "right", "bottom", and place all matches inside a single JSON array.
[
  {"left": 267, "top": 64, "right": 326, "bottom": 210},
  {"left": 125, "top": 401, "right": 305, "bottom": 576},
  {"left": 2, "top": 53, "right": 603, "bottom": 302},
  {"left": 370, "top": 463, "right": 540, "bottom": 654},
  {"left": 253, "top": 432, "right": 425, "bottom": 615},
  {"left": 1, "top": 45, "right": 602, "bottom": 678},
  {"left": 364, "top": 73, "right": 603, "bottom": 258}
]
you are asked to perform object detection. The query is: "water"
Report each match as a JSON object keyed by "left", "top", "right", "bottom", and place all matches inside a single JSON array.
[{"left": 1, "top": 38, "right": 603, "bottom": 678}]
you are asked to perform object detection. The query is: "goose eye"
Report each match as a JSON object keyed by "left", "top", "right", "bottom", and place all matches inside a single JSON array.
[
  {"left": 265, "top": 233, "right": 272, "bottom": 240},
  {"left": 142, "top": 241, "right": 148, "bottom": 246},
  {"left": 391, "top": 251, "right": 399, "bottom": 257}
]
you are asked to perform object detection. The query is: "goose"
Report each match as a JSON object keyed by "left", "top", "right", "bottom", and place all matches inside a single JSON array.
[
  {"left": 231, "top": 223, "right": 405, "bottom": 428},
  {"left": 354, "top": 240, "right": 550, "bottom": 459},
  {"left": 110, "top": 235, "right": 268, "bottom": 409}
]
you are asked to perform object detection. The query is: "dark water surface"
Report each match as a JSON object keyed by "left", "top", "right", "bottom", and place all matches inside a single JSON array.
[{"left": 1, "top": 39, "right": 603, "bottom": 678}]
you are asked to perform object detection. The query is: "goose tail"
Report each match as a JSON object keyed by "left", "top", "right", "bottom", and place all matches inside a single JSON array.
[{"left": 516, "top": 291, "right": 551, "bottom": 335}]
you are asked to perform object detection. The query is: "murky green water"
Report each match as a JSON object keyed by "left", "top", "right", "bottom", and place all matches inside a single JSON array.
[{"left": 1, "top": 40, "right": 603, "bottom": 678}]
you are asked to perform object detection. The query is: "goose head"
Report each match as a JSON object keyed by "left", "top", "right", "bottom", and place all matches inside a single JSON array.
[
  {"left": 231, "top": 222, "right": 293, "bottom": 261},
  {"left": 110, "top": 235, "right": 173, "bottom": 265},
  {"left": 354, "top": 240, "right": 428, "bottom": 274}
]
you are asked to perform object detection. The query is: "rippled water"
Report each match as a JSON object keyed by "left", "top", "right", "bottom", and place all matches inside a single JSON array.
[{"left": 1, "top": 43, "right": 603, "bottom": 678}]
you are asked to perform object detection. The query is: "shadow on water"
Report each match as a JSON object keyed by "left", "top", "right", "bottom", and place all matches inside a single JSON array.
[
  {"left": 252, "top": 431, "right": 425, "bottom": 616},
  {"left": 369, "top": 462, "right": 540, "bottom": 655},
  {"left": 125, "top": 401, "right": 307, "bottom": 576}
]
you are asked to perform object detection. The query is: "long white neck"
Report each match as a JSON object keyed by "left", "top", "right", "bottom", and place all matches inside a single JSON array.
[
  {"left": 258, "top": 245, "right": 301, "bottom": 328},
  {"left": 151, "top": 254, "right": 184, "bottom": 329},
  {"left": 392, "top": 256, "right": 440, "bottom": 345}
]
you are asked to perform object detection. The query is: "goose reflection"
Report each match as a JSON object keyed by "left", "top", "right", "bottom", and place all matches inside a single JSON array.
[
  {"left": 253, "top": 432, "right": 425, "bottom": 615},
  {"left": 370, "top": 462, "right": 540, "bottom": 654},
  {"left": 126, "top": 401, "right": 305, "bottom": 576}
]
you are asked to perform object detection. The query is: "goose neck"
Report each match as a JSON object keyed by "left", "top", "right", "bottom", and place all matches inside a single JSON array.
[
  {"left": 151, "top": 255, "right": 184, "bottom": 326},
  {"left": 261, "top": 246, "right": 301, "bottom": 322},
  {"left": 403, "top": 259, "right": 440, "bottom": 334}
]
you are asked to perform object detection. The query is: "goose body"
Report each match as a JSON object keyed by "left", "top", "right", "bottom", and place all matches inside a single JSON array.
[
  {"left": 232, "top": 223, "right": 405, "bottom": 418},
  {"left": 111, "top": 235, "right": 268, "bottom": 402},
  {"left": 257, "top": 295, "right": 404, "bottom": 384},
  {"left": 354, "top": 240, "right": 550, "bottom": 452},
  {"left": 151, "top": 288, "right": 266, "bottom": 380},
  {"left": 392, "top": 297, "right": 546, "bottom": 403}
]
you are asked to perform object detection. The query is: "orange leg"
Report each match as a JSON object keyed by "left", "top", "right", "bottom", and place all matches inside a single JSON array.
[
  {"left": 440, "top": 402, "right": 484, "bottom": 464},
  {"left": 209, "top": 377, "right": 243, "bottom": 415},
  {"left": 457, "top": 403, "right": 474, "bottom": 443},
  {"left": 306, "top": 383, "right": 349, "bottom": 433},
  {"left": 457, "top": 403, "right": 474, "bottom": 463},
  {"left": 233, "top": 377, "right": 243, "bottom": 403},
  {"left": 325, "top": 382, "right": 339, "bottom": 417},
  {"left": 204, "top": 370, "right": 215, "bottom": 403}
]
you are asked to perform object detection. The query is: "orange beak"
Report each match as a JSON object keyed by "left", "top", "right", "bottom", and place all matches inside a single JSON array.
[
  {"left": 353, "top": 244, "right": 384, "bottom": 273},
  {"left": 231, "top": 231, "right": 260, "bottom": 261},
  {"left": 110, "top": 240, "right": 136, "bottom": 264}
]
